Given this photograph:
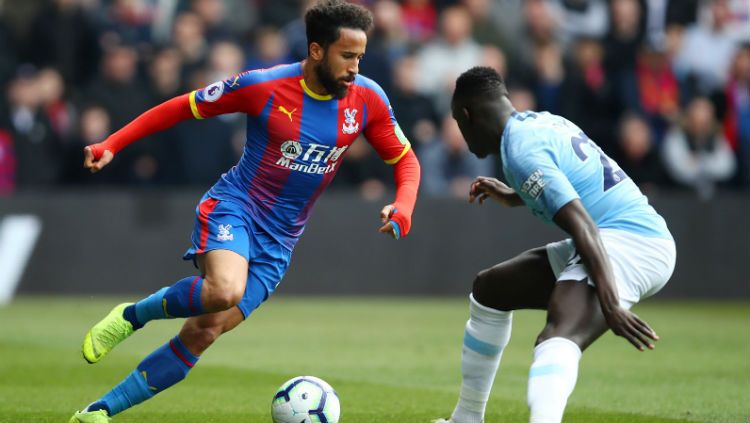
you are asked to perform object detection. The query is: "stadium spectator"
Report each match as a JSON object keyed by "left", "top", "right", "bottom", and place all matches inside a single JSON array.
[
  {"left": 86, "top": 44, "right": 160, "bottom": 184},
  {"left": 551, "top": 0, "right": 609, "bottom": 47},
  {"left": 526, "top": 41, "right": 566, "bottom": 114},
  {"left": 605, "top": 0, "right": 647, "bottom": 68},
  {"left": 516, "top": 0, "right": 559, "bottom": 70},
  {"left": 208, "top": 40, "right": 246, "bottom": 83},
  {"left": 389, "top": 55, "right": 440, "bottom": 150},
  {"left": 4, "top": 67, "right": 62, "bottom": 187},
  {"left": 27, "top": 0, "right": 101, "bottom": 87},
  {"left": 172, "top": 11, "right": 210, "bottom": 77},
  {"left": 282, "top": 0, "right": 318, "bottom": 61},
  {"left": 479, "top": 45, "right": 509, "bottom": 79},
  {"left": 644, "top": 0, "right": 699, "bottom": 47},
  {"left": 360, "top": 0, "right": 411, "bottom": 93},
  {"left": 37, "top": 68, "right": 75, "bottom": 142},
  {"left": 662, "top": 97, "right": 736, "bottom": 198},
  {"left": 370, "top": 0, "right": 410, "bottom": 62},
  {"left": 723, "top": 44, "right": 750, "bottom": 186},
  {"left": 634, "top": 40, "right": 680, "bottom": 140},
  {"left": 420, "top": 115, "right": 493, "bottom": 198},
  {"left": 401, "top": 0, "right": 438, "bottom": 43},
  {"left": 415, "top": 5, "right": 482, "bottom": 112},
  {"left": 613, "top": 112, "right": 667, "bottom": 190},
  {"left": 102, "top": 0, "right": 157, "bottom": 45},
  {"left": 147, "top": 47, "right": 186, "bottom": 104},
  {"left": 462, "top": 0, "right": 509, "bottom": 53},
  {"left": 86, "top": 44, "right": 151, "bottom": 131},
  {"left": 561, "top": 36, "right": 621, "bottom": 152},
  {"left": 245, "top": 26, "right": 293, "bottom": 70},
  {"left": 673, "top": 0, "right": 739, "bottom": 97},
  {"left": 191, "top": 0, "right": 233, "bottom": 42},
  {"left": 62, "top": 105, "right": 114, "bottom": 185}
]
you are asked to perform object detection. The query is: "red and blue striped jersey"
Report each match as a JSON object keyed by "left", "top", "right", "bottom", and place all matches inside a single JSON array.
[{"left": 188, "top": 62, "right": 412, "bottom": 249}]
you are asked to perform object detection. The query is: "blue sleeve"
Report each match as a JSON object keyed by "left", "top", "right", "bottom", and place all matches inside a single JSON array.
[{"left": 506, "top": 146, "right": 580, "bottom": 220}]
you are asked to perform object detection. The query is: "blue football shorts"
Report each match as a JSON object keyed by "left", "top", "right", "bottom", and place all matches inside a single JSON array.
[{"left": 183, "top": 194, "right": 293, "bottom": 318}]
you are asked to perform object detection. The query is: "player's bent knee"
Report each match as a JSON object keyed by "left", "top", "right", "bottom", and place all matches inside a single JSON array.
[
  {"left": 202, "top": 273, "right": 245, "bottom": 311},
  {"left": 471, "top": 269, "right": 494, "bottom": 306},
  {"left": 204, "top": 287, "right": 243, "bottom": 311}
]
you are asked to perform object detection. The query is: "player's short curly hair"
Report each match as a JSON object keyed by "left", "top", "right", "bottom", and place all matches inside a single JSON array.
[
  {"left": 305, "top": 0, "right": 373, "bottom": 50},
  {"left": 453, "top": 66, "right": 509, "bottom": 105}
]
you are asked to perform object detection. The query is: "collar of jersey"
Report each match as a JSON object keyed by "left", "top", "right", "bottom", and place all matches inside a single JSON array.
[{"left": 299, "top": 79, "right": 333, "bottom": 101}]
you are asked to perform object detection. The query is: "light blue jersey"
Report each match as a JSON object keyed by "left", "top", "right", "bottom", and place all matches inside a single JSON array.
[{"left": 501, "top": 111, "right": 672, "bottom": 240}]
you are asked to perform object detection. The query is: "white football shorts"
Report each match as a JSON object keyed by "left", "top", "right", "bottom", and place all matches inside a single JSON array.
[{"left": 545, "top": 228, "right": 676, "bottom": 309}]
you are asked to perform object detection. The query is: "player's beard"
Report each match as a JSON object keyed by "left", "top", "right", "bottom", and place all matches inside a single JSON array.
[{"left": 315, "top": 55, "right": 353, "bottom": 99}]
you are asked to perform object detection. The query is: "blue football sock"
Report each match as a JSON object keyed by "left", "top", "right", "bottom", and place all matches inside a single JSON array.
[
  {"left": 88, "top": 336, "right": 199, "bottom": 416},
  {"left": 123, "top": 276, "right": 205, "bottom": 328}
]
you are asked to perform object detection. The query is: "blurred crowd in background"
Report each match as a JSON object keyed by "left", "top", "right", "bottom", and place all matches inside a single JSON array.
[{"left": 0, "top": 0, "right": 748, "bottom": 200}]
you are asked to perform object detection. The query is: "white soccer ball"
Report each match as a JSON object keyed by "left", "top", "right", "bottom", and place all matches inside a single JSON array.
[{"left": 271, "top": 376, "right": 341, "bottom": 423}]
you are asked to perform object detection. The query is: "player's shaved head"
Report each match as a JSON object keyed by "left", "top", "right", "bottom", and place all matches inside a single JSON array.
[
  {"left": 452, "top": 66, "right": 509, "bottom": 108},
  {"left": 451, "top": 67, "right": 513, "bottom": 159},
  {"left": 305, "top": 0, "right": 373, "bottom": 50}
]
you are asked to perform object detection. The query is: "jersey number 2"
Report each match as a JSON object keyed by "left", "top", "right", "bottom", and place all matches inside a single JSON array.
[{"left": 570, "top": 132, "right": 627, "bottom": 191}]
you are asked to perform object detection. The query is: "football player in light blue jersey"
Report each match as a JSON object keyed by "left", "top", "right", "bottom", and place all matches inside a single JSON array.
[{"left": 435, "top": 67, "right": 676, "bottom": 423}]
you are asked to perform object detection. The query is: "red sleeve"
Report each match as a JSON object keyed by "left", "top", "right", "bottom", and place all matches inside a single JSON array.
[
  {"left": 360, "top": 82, "right": 420, "bottom": 237},
  {"left": 91, "top": 71, "right": 273, "bottom": 160},
  {"left": 389, "top": 148, "right": 420, "bottom": 238},
  {"left": 90, "top": 94, "right": 193, "bottom": 159},
  {"left": 363, "top": 90, "right": 412, "bottom": 165},
  {"left": 188, "top": 71, "right": 272, "bottom": 119}
]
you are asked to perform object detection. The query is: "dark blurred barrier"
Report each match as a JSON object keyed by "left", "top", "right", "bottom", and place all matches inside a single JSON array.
[{"left": 2, "top": 190, "right": 748, "bottom": 299}]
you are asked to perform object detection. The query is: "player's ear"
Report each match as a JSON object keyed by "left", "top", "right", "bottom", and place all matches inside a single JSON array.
[{"left": 309, "top": 42, "right": 324, "bottom": 61}]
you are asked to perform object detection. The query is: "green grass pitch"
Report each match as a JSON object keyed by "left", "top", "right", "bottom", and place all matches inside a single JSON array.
[{"left": 0, "top": 296, "right": 748, "bottom": 423}]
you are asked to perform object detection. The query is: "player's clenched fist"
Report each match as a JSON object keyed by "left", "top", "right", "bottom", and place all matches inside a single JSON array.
[
  {"left": 83, "top": 145, "right": 114, "bottom": 173},
  {"left": 378, "top": 204, "right": 400, "bottom": 239}
]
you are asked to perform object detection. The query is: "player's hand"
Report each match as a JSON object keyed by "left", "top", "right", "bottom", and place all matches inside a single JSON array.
[
  {"left": 603, "top": 306, "right": 659, "bottom": 351},
  {"left": 469, "top": 176, "right": 520, "bottom": 207},
  {"left": 83, "top": 145, "right": 114, "bottom": 173},
  {"left": 378, "top": 204, "right": 399, "bottom": 239}
]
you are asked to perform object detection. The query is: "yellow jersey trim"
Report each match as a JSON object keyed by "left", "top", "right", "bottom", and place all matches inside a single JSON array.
[
  {"left": 385, "top": 143, "right": 411, "bottom": 165},
  {"left": 300, "top": 79, "right": 333, "bottom": 101},
  {"left": 189, "top": 91, "right": 204, "bottom": 119}
]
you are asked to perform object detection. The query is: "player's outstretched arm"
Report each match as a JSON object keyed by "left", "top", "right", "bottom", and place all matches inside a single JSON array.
[
  {"left": 553, "top": 200, "right": 660, "bottom": 351},
  {"left": 83, "top": 94, "right": 195, "bottom": 173},
  {"left": 378, "top": 149, "right": 420, "bottom": 239},
  {"left": 469, "top": 176, "right": 524, "bottom": 207}
]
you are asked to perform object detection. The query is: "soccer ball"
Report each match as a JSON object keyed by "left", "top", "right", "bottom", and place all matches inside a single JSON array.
[{"left": 271, "top": 376, "right": 341, "bottom": 423}]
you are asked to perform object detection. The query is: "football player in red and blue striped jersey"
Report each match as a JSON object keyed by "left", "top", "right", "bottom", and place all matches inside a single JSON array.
[{"left": 70, "top": 2, "right": 419, "bottom": 422}]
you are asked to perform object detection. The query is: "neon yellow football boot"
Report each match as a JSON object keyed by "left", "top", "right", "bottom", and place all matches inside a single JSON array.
[
  {"left": 69, "top": 409, "right": 111, "bottom": 422},
  {"left": 82, "top": 303, "right": 135, "bottom": 364}
]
